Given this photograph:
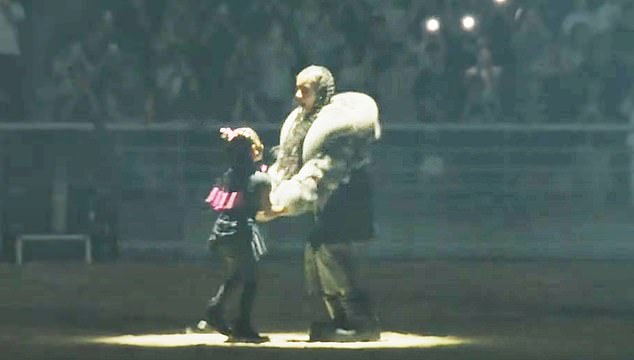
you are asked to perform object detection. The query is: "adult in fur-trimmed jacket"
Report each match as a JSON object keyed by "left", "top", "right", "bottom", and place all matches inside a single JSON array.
[{"left": 263, "top": 65, "right": 381, "bottom": 341}]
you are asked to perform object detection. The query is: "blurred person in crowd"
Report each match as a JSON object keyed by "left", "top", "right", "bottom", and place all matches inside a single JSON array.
[
  {"left": 154, "top": 51, "right": 199, "bottom": 120},
  {"left": 594, "top": 0, "right": 623, "bottom": 34},
  {"left": 564, "top": 20, "right": 593, "bottom": 68},
  {"left": 512, "top": 7, "right": 552, "bottom": 70},
  {"left": 622, "top": 81, "right": 634, "bottom": 206},
  {"left": 462, "top": 46, "right": 502, "bottom": 122},
  {"left": 334, "top": 1, "right": 372, "bottom": 57},
  {"left": 119, "top": 0, "right": 163, "bottom": 122},
  {"left": 530, "top": 39, "right": 580, "bottom": 122},
  {"left": 254, "top": 19, "right": 297, "bottom": 121},
  {"left": 366, "top": 14, "right": 399, "bottom": 76},
  {"left": 264, "top": 65, "right": 381, "bottom": 342},
  {"left": 512, "top": 7, "right": 552, "bottom": 122},
  {"left": 577, "top": 77, "right": 604, "bottom": 122},
  {"left": 562, "top": 0, "right": 596, "bottom": 37},
  {"left": 484, "top": 0, "right": 517, "bottom": 117},
  {"left": 337, "top": 47, "right": 373, "bottom": 93},
  {"left": 556, "top": 22, "right": 595, "bottom": 121},
  {"left": 95, "top": 42, "right": 144, "bottom": 122},
  {"left": 580, "top": 31, "right": 630, "bottom": 120},
  {"left": 300, "top": 11, "right": 345, "bottom": 70},
  {"left": 368, "top": 0, "right": 415, "bottom": 47},
  {"left": 0, "top": 0, "right": 25, "bottom": 120},
  {"left": 157, "top": 0, "right": 198, "bottom": 52},
  {"left": 438, "top": 0, "right": 463, "bottom": 38},
  {"left": 413, "top": 40, "right": 449, "bottom": 122},
  {"left": 84, "top": 10, "right": 117, "bottom": 63},
  {"left": 51, "top": 41, "right": 100, "bottom": 122},
  {"left": 407, "top": 15, "right": 448, "bottom": 71},
  {"left": 243, "top": 0, "right": 293, "bottom": 28},
  {"left": 611, "top": 0, "right": 634, "bottom": 70},
  {"left": 227, "top": 31, "right": 267, "bottom": 123},
  {"left": 620, "top": 82, "right": 634, "bottom": 124},
  {"left": 197, "top": 1, "right": 240, "bottom": 119},
  {"left": 484, "top": 0, "right": 516, "bottom": 67},
  {"left": 293, "top": 1, "right": 336, "bottom": 67},
  {"left": 376, "top": 47, "right": 418, "bottom": 123}
]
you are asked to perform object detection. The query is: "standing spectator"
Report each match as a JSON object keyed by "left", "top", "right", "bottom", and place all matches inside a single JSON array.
[
  {"left": 462, "top": 47, "right": 503, "bottom": 122},
  {"left": 334, "top": 1, "right": 372, "bottom": 58},
  {"left": 407, "top": 16, "right": 447, "bottom": 72},
  {"left": 577, "top": 77, "right": 604, "bottom": 122},
  {"left": 337, "top": 47, "right": 373, "bottom": 93},
  {"left": 620, "top": 84, "right": 634, "bottom": 125},
  {"left": 413, "top": 41, "right": 449, "bottom": 122},
  {"left": 95, "top": 43, "right": 144, "bottom": 122},
  {"left": 197, "top": 1, "right": 240, "bottom": 120},
  {"left": 254, "top": 19, "right": 297, "bottom": 121},
  {"left": 0, "top": 0, "right": 25, "bottom": 120},
  {"left": 594, "top": 0, "right": 623, "bottom": 34},
  {"left": 227, "top": 32, "right": 267, "bottom": 123},
  {"left": 84, "top": 10, "right": 117, "bottom": 64},
  {"left": 376, "top": 47, "right": 418, "bottom": 123},
  {"left": 621, "top": 83, "right": 634, "bottom": 206},
  {"left": 51, "top": 41, "right": 100, "bottom": 122},
  {"left": 561, "top": 0, "right": 596, "bottom": 37},
  {"left": 531, "top": 39, "right": 580, "bottom": 122},
  {"left": 580, "top": 32, "right": 628, "bottom": 120},
  {"left": 612, "top": 1, "right": 634, "bottom": 70},
  {"left": 512, "top": 7, "right": 552, "bottom": 122}
]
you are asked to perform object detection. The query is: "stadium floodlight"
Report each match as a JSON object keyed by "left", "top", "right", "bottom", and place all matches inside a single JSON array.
[
  {"left": 426, "top": 17, "right": 441, "bottom": 33},
  {"left": 461, "top": 15, "right": 476, "bottom": 31}
]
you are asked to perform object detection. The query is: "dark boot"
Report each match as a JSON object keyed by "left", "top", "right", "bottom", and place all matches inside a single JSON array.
[
  {"left": 340, "top": 292, "right": 380, "bottom": 340},
  {"left": 228, "top": 319, "right": 269, "bottom": 343},
  {"left": 309, "top": 293, "right": 380, "bottom": 342},
  {"left": 227, "top": 281, "right": 268, "bottom": 343},
  {"left": 323, "top": 294, "right": 348, "bottom": 329},
  {"left": 204, "top": 283, "right": 233, "bottom": 336}
]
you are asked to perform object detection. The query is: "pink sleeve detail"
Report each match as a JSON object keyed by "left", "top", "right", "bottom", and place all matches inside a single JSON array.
[
  {"left": 205, "top": 187, "right": 220, "bottom": 204},
  {"left": 225, "top": 192, "right": 238, "bottom": 209}
]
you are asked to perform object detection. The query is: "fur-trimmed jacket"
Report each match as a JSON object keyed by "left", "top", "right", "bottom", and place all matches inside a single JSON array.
[{"left": 268, "top": 91, "right": 381, "bottom": 242}]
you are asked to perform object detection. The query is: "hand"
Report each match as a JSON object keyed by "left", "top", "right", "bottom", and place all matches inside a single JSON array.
[
  {"left": 255, "top": 206, "right": 288, "bottom": 222},
  {"left": 270, "top": 205, "right": 286, "bottom": 213}
]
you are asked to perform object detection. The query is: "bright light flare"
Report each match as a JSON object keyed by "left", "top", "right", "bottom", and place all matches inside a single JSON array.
[
  {"left": 493, "top": 0, "right": 508, "bottom": 5},
  {"left": 426, "top": 17, "right": 441, "bottom": 33},
  {"left": 84, "top": 331, "right": 471, "bottom": 349},
  {"left": 461, "top": 15, "right": 477, "bottom": 31}
]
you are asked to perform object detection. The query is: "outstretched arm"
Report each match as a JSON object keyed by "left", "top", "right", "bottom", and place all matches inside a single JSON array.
[
  {"left": 270, "top": 136, "right": 372, "bottom": 217},
  {"left": 254, "top": 174, "right": 288, "bottom": 222}
]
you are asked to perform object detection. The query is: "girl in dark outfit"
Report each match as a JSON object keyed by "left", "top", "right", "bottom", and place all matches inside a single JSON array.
[{"left": 201, "top": 127, "right": 272, "bottom": 343}]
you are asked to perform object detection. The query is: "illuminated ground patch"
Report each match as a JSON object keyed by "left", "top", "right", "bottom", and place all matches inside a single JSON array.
[{"left": 85, "top": 331, "right": 470, "bottom": 349}]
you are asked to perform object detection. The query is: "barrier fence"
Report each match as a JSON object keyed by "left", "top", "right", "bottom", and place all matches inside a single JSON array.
[{"left": 1, "top": 122, "right": 633, "bottom": 259}]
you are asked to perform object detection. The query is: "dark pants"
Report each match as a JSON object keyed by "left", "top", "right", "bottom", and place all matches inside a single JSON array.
[
  {"left": 304, "top": 242, "right": 376, "bottom": 329},
  {"left": 0, "top": 54, "right": 24, "bottom": 120},
  {"left": 208, "top": 234, "right": 258, "bottom": 324},
  {"left": 305, "top": 242, "right": 357, "bottom": 296}
]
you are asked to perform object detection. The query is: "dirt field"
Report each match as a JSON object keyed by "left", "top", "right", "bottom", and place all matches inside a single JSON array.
[{"left": 1, "top": 258, "right": 633, "bottom": 360}]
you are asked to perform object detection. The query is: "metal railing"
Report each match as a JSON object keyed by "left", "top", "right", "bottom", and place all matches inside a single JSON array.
[{"left": 2, "top": 122, "right": 633, "bottom": 258}]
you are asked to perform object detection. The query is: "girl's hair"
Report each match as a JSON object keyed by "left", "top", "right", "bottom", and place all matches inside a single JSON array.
[{"left": 218, "top": 127, "right": 264, "bottom": 191}]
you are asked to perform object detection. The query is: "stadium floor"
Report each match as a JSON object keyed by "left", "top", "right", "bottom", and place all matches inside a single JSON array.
[{"left": 1, "top": 258, "right": 632, "bottom": 359}]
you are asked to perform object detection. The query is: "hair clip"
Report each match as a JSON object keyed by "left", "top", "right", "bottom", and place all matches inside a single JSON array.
[{"left": 220, "top": 127, "right": 239, "bottom": 141}]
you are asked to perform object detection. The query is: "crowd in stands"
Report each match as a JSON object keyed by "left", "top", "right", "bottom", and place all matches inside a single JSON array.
[{"left": 3, "top": 0, "right": 634, "bottom": 124}]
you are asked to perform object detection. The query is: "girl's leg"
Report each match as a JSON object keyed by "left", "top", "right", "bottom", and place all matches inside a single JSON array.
[
  {"left": 205, "top": 256, "right": 240, "bottom": 335},
  {"left": 231, "top": 256, "right": 268, "bottom": 342}
]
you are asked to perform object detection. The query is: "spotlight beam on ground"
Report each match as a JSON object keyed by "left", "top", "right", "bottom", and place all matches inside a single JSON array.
[{"left": 83, "top": 332, "right": 471, "bottom": 349}]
